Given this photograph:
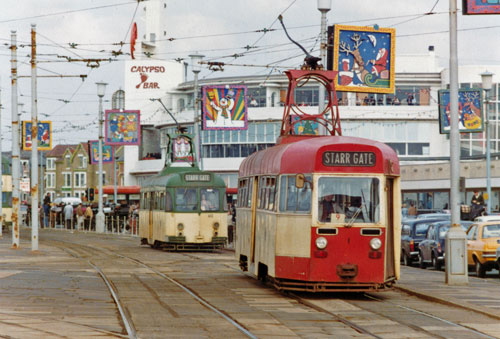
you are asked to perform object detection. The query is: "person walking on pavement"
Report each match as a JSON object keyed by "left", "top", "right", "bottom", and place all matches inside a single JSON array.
[
  {"left": 63, "top": 203, "right": 74, "bottom": 230},
  {"left": 43, "top": 202, "right": 50, "bottom": 228},
  {"left": 75, "top": 203, "right": 85, "bottom": 231},
  {"left": 408, "top": 202, "right": 417, "bottom": 216},
  {"left": 85, "top": 203, "right": 94, "bottom": 231}
]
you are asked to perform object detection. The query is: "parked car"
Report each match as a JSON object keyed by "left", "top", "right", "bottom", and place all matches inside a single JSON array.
[
  {"left": 418, "top": 221, "right": 471, "bottom": 270},
  {"left": 416, "top": 213, "right": 451, "bottom": 220},
  {"left": 474, "top": 215, "right": 500, "bottom": 222},
  {"left": 401, "top": 218, "right": 449, "bottom": 266},
  {"left": 466, "top": 222, "right": 500, "bottom": 277}
]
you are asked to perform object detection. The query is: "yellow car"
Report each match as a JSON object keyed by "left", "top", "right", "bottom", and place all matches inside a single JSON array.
[{"left": 466, "top": 222, "right": 500, "bottom": 277}]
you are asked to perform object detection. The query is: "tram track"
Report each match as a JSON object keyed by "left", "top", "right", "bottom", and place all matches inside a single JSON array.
[{"left": 46, "top": 238, "right": 258, "bottom": 339}]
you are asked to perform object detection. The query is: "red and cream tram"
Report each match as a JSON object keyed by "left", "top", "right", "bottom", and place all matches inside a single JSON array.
[{"left": 236, "top": 136, "right": 401, "bottom": 291}]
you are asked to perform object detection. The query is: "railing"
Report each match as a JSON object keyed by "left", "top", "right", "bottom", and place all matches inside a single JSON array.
[{"left": 22, "top": 211, "right": 140, "bottom": 237}]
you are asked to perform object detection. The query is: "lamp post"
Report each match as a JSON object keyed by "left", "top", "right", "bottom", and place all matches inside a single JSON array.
[
  {"left": 96, "top": 81, "right": 107, "bottom": 233},
  {"left": 114, "top": 151, "right": 118, "bottom": 206},
  {"left": 481, "top": 71, "right": 494, "bottom": 214},
  {"left": 189, "top": 53, "right": 204, "bottom": 169},
  {"left": 317, "top": 0, "right": 331, "bottom": 135}
]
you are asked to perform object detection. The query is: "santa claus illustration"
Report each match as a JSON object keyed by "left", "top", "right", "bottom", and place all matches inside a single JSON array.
[{"left": 370, "top": 48, "right": 388, "bottom": 79}]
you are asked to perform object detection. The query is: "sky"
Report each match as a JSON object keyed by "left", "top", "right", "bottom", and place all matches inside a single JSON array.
[{"left": 0, "top": 0, "right": 499, "bottom": 149}]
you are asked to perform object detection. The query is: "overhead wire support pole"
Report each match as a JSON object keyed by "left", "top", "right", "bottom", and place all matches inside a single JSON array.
[
  {"left": 0, "top": 77, "right": 3, "bottom": 238},
  {"left": 10, "top": 30, "right": 20, "bottom": 249},
  {"left": 31, "top": 24, "right": 39, "bottom": 251}
]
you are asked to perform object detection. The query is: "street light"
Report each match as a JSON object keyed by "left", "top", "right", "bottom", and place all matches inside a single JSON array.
[
  {"left": 96, "top": 81, "right": 107, "bottom": 233},
  {"left": 317, "top": 0, "right": 331, "bottom": 135},
  {"left": 481, "top": 71, "right": 494, "bottom": 214},
  {"left": 189, "top": 53, "right": 204, "bottom": 169}
]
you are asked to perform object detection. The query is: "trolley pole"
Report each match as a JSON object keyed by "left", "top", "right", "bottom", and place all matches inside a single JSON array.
[
  {"left": 96, "top": 81, "right": 107, "bottom": 233},
  {"left": 189, "top": 53, "right": 204, "bottom": 170},
  {"left": 30, "top": 24, "right": 39, "bottom": 251},
  {"left": 445, "top": 0, "right": 468, "bottom": 285},
  {"left": 10, "top": 31, "right": 20, "bottom": 249}
]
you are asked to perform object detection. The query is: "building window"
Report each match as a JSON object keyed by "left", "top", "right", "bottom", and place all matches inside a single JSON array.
[
  {"left": 63, "top": 172, "right": 72, "bottom": 187},
  {"left": 74, "top": 190, "right": 85, "bottom": 199},
  {"left": 96, "top": 171, "right": 106, "bottom": 184},
  {"left": 247, "top": 88, "right": 266, "bottom": 107},
  {"left": 65, "top": 155, "right": 71, "bottom": 168},
  {"left": 78, "top": 155, "right": 87, "bottom": 169},
  {"left": 45, "top": 173, "right": 55, "bottom": 188},
  {"left": 74, "top": 172, "right": 86, "bottom": 188},
  {"left": 46, "top": 158, "right": 55, "bottom": 170}
]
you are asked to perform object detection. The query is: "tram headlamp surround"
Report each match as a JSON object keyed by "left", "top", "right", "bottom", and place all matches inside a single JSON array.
[
  {"left": 177, "top": 223, "right": 184, "bottom": 231},
  {"left": 315, "top": 237, "right": 328, "bottom": 249},
  {"left": 370, "top": 238, "right": 382, "bottom": 250},
  {"left": 213, "top": 222, "right": 219, "bottom": 230}
]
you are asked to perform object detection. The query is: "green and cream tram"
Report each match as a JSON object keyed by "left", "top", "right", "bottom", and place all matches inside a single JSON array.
[{"left": 139, "top": 131, "right": 228, "bottom": 250}]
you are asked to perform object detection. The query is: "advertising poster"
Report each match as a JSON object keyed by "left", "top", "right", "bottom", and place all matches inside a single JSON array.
[
  {"left": 438, "top": 89, "right": 484, "bottom": 134},
  {"left": 88, "top": 140, "right": 114, "bottom": 164},
  {"left": 333, "top": 25, "right": 396, "bottom": 94},
  {"left": 290, "top": 115, "right": 319, "bottom": 135},
  {"left": 171, "top": 135, "right": 194, "bottom": 163},
  {"left": 105, "top": 110, "right": 141, "bottom": 145},
  {"left": 22, "top": 121, "right": 52, "bottom": 151},
  {"left": 463, "top": 0, "right": 500, "bottom": 14},
  {"left": 202, "top": 85, "right": 248, "bottom": 130}
]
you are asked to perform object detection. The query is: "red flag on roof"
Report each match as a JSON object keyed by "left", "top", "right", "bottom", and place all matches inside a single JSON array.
[{"left": 130, "top": 22, "right": 137, "bottom": 59}]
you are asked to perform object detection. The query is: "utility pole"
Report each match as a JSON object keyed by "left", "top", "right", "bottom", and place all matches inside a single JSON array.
[
  {"left": 30, "top": 24, "right": 39, "bottom": 251},
  {"left": 11, "top": 31, "right": 20, "bottom": 249},
  {"left": 317, "top": 0, "right": 331, "bottom": 135},
  {"left": 0, "top": 77, "right": 3, "bottom": 238}
]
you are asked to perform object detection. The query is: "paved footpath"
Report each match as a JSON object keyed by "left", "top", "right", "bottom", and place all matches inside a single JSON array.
[
  {"left": 397, "top": 265, "right": 500, "bottom": 320},
  {"left": 0, "top": 232, "right": 124, "bottom": 338}
]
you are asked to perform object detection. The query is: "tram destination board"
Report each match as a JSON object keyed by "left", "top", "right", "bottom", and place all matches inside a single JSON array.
[
  {"left": 322, "top": 151, "right": 376, "bottom": 167},
  {"left": 184, "top": 173, "right": 211, "bottom": 182}
]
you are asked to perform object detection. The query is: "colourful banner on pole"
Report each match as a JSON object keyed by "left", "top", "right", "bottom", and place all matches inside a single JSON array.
[
  {"left": 202, "top": 85, "right": 248, "bottom": 130},
  {"left": 105, "top": 110, "right": 141, "bottom": 145},
  {"left": 463, "top": 0, "right": 500, "bottom": 14},
  {"left": 333, "top": 25, "right": 396, "bottom": 94},
  {"left": 22, "top": 121, "right": 52, "bottom": 151},
  {"left": 88, "top": 140, "right": 114, "bottom": 164},
  {"left": 438, "top": 89, "right": 484, "bottom": 134},
  {"left": 290, "top": 116, "right": 319, "bottom": 135}
]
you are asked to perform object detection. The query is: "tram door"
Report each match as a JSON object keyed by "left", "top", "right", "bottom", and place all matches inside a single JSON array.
[
  {"left": 148, "top": 192, "right": 154, "bottom": 241},
  {"left": 250, "top": 177, "right": 258, "bottom": 263},
  {"left": 385, "top": 178, "right": 396, "bottom": 278}
]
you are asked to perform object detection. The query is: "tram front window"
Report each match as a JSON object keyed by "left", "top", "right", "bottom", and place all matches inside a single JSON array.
[
  {"left": 318, "top": 177, "right": 380, "bottom": 223},
  {"left": 200, "top": 188, "right": 219, "bottom": 211},
  {"left": 175, "top": 188, "right": 197, "bottom": 211}
]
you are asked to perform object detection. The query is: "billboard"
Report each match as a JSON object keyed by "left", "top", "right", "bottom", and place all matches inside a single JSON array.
[
  {"left": 333, "top": 25, "right": 396, "bottom": 94},
  {"left": 463, "top": 0, "right": 500, "bottom": 14},
  {"left": 290, "top": 116, "right": 319, "bottom": 135},
  {"left": 202, "top": 85, "right": 248, "bottom": 130},
  {"left": 105, "top": 110, "right": 141, "bottom": 145},
  {"left": 88, "top": 140, "right": 114, "bottom": 164},
  {"left": 22, "top": 121, "right": 52, "bottom": 151},
  {"left": 438, "top": 89, "right": 484, "bottom": 134}
]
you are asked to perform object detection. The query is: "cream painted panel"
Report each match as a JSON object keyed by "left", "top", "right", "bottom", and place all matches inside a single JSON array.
[
  {"left": 138, "top": 211, "right": 149, "bottom": 238},
  {"left": 2, "top": 175, "right": 12, "bottom": 191},
  {"left": 392, "top": 177, "right": 402, "bottom": 280},
  {"left": 254, "top": 211, "right": 277, "bottom": 276},
  {"left": 2, "top": 208, "right": 12, "bottom": 222},
  {"left": 275, "top": 214, "right": 311, "bottom": 257},
  {"left": 235, "top": 209, "right": 252, "bottom": 262}
]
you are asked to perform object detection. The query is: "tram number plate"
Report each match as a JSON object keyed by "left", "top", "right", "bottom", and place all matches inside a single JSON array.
[
  {"left": 322, "top": 151, "right": 376, "bottom": 167},
  {"left": 185, "top": 174, "right": 211, "bottom": 182}
]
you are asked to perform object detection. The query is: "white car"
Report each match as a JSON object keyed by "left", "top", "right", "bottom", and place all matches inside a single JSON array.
[
  {"left": 53, "top": 197, "right": 82, "bottom": 206},
  {"left": 474, "top": 215, "right": 500, "bottom": 222}
]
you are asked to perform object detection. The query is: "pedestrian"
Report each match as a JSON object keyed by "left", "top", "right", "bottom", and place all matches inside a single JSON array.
[
  {"left": 43, "top": 193, "right": 51, "bottom": 206},
  {"left": 401, "top": 203, "right": 408, "bottom": 218},
  {"left": 85, "top": 203, "right": 94, "bottom": 231},
  {"left": 76, "top": 203, "right": 85, "bottom": 230},
  {"left": 408, "top": 202, "right": 417, "bottom": 216},
  {"left": 43, "top": 201, "right": 50, "bottom": 228},
  {"left": 63, "top": 203, "right": 74, "bottom": 230}
]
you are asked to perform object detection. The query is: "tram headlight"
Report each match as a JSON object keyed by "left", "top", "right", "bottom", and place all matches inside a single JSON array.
[
  {"left": 370, "top": 238, "right": 382, "bottom": 250},
  {"left": 315, "top": 237, "right": 328, "bottom": 249},
  {"left": 177, "top": 223, "right": 184, "bottom": 231},
  {"left": 213, "top": 222, "right": 219, "bottom": 230}
]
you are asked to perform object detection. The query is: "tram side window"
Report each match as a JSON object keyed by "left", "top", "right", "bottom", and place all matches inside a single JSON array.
[
  {"left": 267, "top": 177, "right": 277, "bottom": 211},
  {"left": 165, "top": 192, "right": 173, "bottom": 211},
  {"left": 175, "top": 188, "right": 197, "bottom": 211},
  {"left": 258, "top": 177, "right": 267, "bottom": 209},
  {"left": 237, "top": 179, "right": 247, "bottom": 208},
  {"left": 201, "top": 188, "right": 219, "bottom": 211},
  {"left": 247, "top": 177, "right": 253, "bottom": 207},
  {"left": 279, "top": 175, "right": 312, "bottom": 213}
]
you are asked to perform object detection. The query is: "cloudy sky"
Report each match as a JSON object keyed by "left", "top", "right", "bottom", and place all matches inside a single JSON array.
[{"left": 0, "top": 0, "right": 498, "bottom": 148}]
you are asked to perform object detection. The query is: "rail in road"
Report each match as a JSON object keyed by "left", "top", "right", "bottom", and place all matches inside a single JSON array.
[{"left": 7, "top": 228, "right": 500, "bottom": 338}]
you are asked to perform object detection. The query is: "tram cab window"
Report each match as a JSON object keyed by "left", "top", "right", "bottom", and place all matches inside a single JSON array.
[
  {"left": 317, "top": 177, "right": 380, "bottom": 224},
  {"left": 279, "top": 175, "right": 312, "bottom": 213},
  {"left": 165, "top": 192, "right": 173, "bottom": 211},
  {"left": 200, "top": 188, "right": 219, "bottom": 211},
  {"left": 175, "top": 188, "right": 197, "bottom": 211}
]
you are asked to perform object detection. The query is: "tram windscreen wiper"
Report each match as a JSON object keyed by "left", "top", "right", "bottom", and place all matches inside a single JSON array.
[{"left": 347, "top": 190, "right": 366, "bottom": 227}]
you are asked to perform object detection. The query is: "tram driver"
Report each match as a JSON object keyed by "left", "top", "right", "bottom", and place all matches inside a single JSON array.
[{"left": 319, "top": 194, "right": 344, "bottom": 222}]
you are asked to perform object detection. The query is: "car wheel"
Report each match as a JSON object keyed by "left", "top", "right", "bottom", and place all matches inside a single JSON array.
[
  {"left": 418, "top": 252, "right": 426, "bottom": 269},
  {"left": 432, "top": 254, "right": 441, "bottom": 271},
  {"left": 475, "top": 259, "right": 486, "bottom": 278}
]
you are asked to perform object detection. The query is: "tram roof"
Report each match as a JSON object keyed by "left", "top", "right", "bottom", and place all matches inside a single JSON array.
[
  {"left": 141, "top": 165, "right": 226, "bottom": 190},
  {"left": 239, "top": 135, "right": 400, "bottom": 177}
]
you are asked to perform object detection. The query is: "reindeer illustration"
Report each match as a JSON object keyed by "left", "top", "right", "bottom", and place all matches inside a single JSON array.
[{"left": 339, "top": 33, "right": 369, "bottom": 84}]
